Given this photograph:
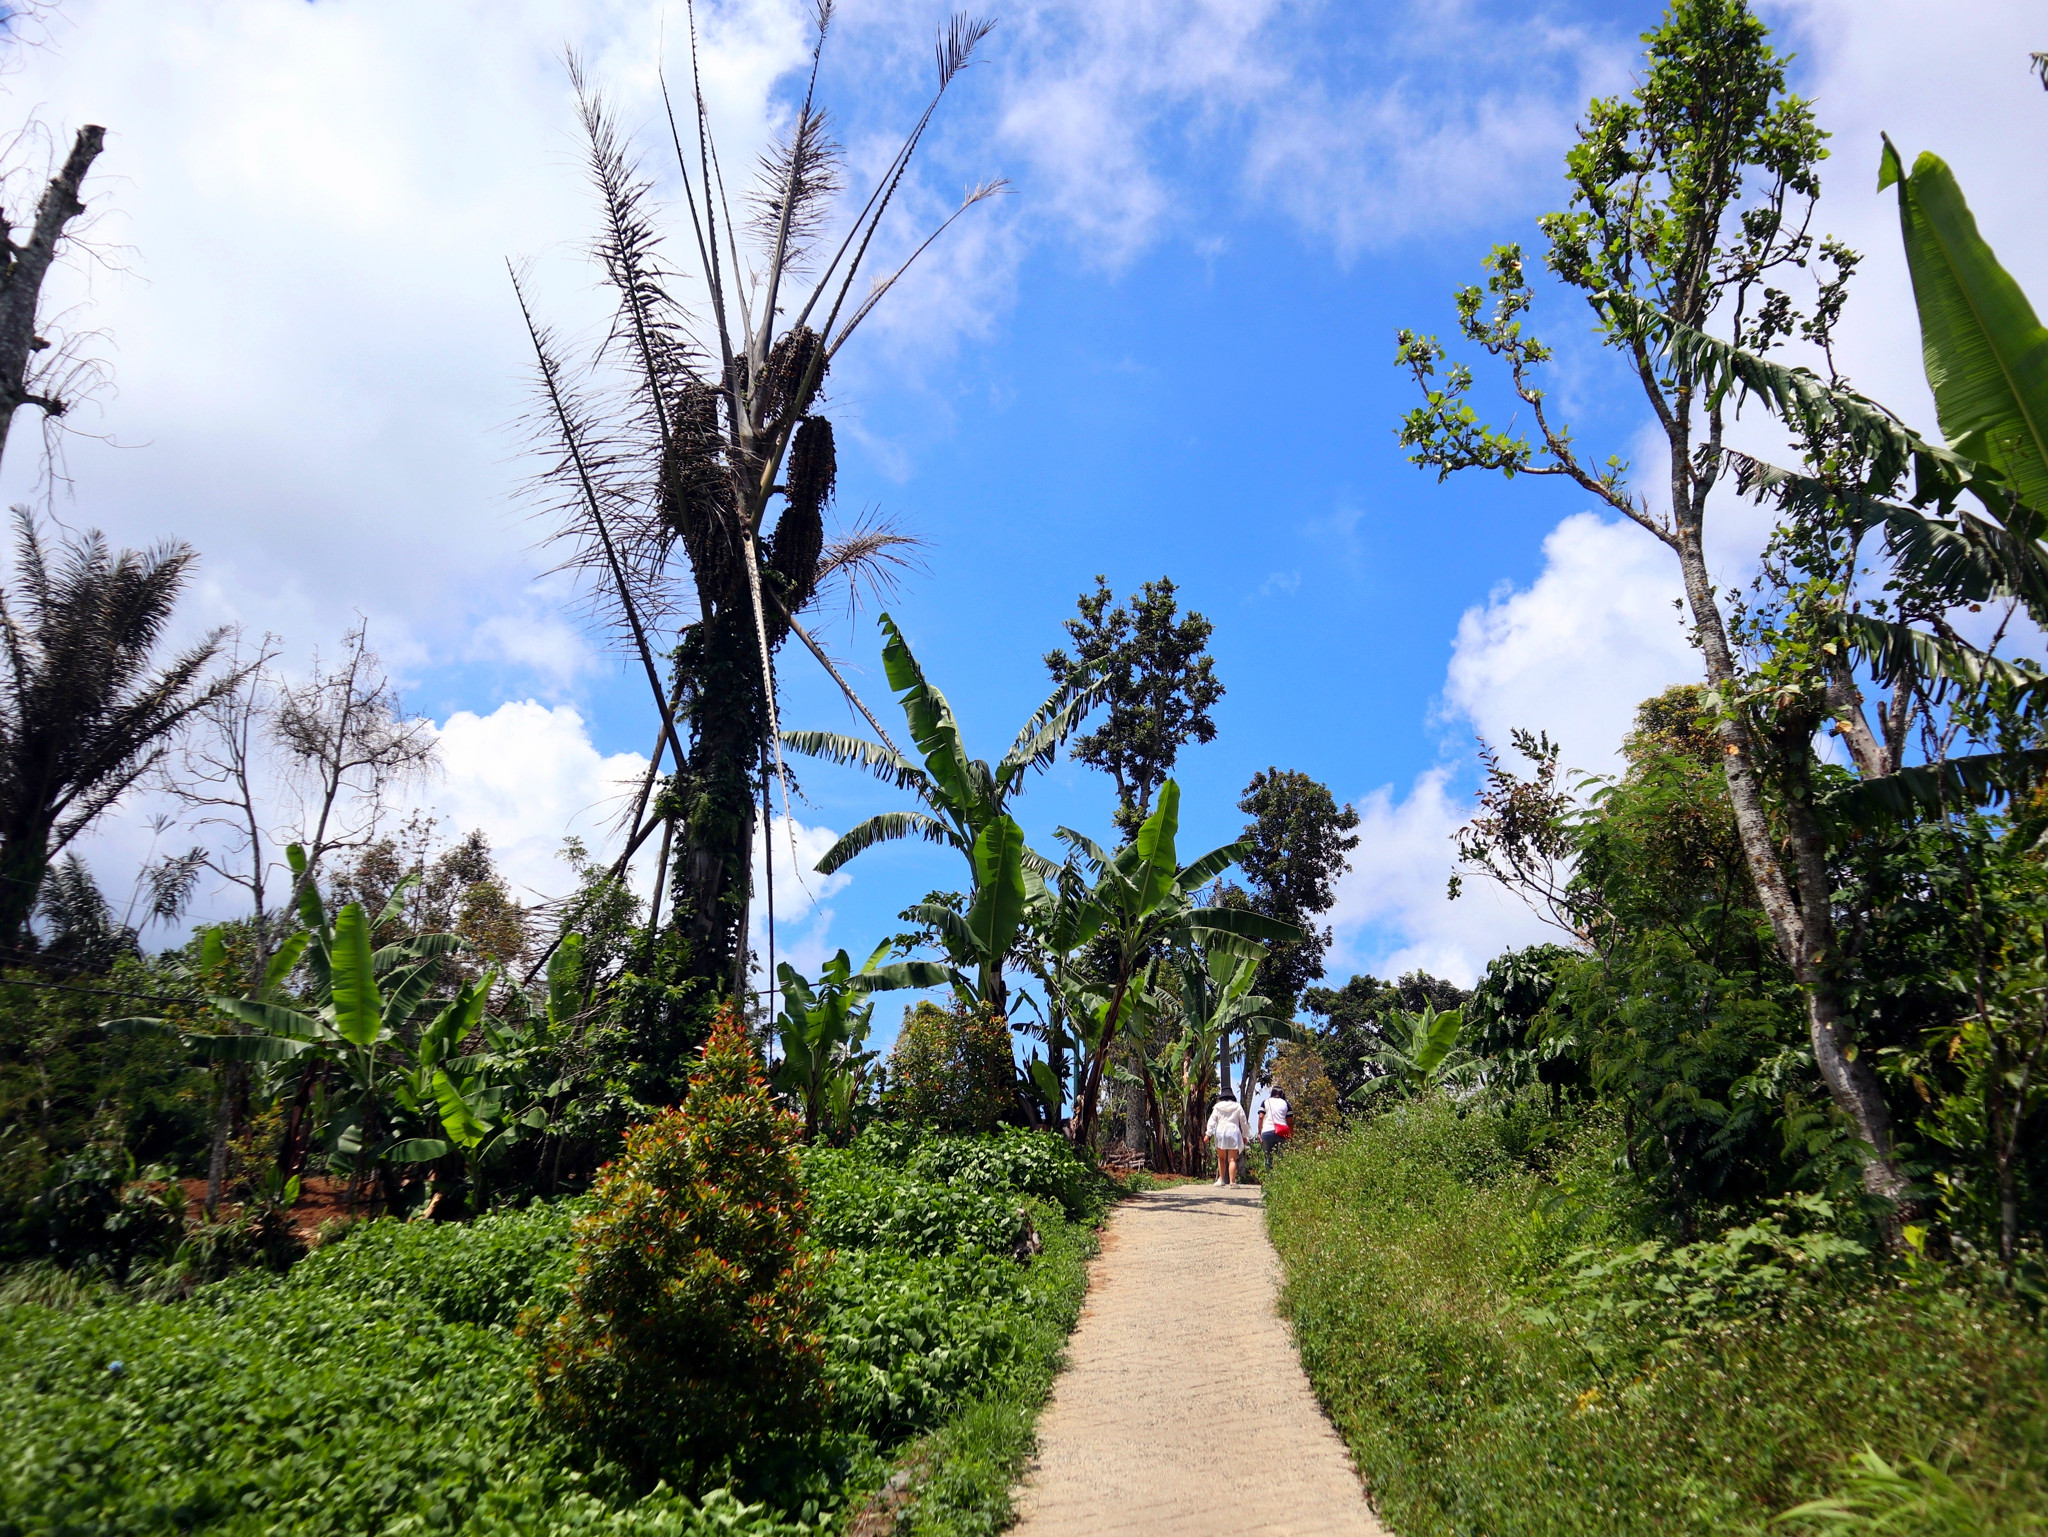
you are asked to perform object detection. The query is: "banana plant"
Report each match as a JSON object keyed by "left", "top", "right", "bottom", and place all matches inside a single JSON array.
[
  {"left": 187, "top": 903, "right": 497, "bottom": 1204},
  {"left": 1060, "top": 780, "right": 1303, "bottom": 1146},
  {"left": 774, "top": 943, "right": 946, "bottom": 1141},
  {"left": 1356, "top": 1002, "right": 1471, "bottom": 1104},
  {"left": 784, "top": 615, "right": 1101, "bottom": 1012},
  {"left": 1013, "top": 856, "right": 1107, "bottom": 1123},
  {"left": 897, "top": 813, "right": 1036, "bottom": 1012}
]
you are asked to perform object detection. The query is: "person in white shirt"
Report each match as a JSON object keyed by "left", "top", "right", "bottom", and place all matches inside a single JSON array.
[
  {"left": 1204, "top": 1091, "right": 1252, "bottom": 1186},
  {"left": 1258, "top": 1090, "right": 1291, "bottom": 1171}
]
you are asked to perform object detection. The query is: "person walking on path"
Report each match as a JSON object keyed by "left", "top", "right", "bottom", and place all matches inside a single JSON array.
[
  {"left": 1205, "top": 1091, "right": 1251, "bottom": 1185},
  {"left": 1258, "top": 1088, "right": 1290, "bottom": 1173}
]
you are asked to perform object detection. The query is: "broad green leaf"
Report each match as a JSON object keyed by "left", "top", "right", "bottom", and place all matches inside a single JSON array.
[
  {"left": 373, "top": 933, "right": 466, "bottom": 974},
  {"left": 1132, "top": 780, "right": 1182, "bottom": 917},
  {"left": 379, "top": 962, "right": 446, "bottom": 1036},
  {"left": 780, "top": 728, "right": 927, "bottom": 791},
  {"left": 207, "top": 996, "right": 332, "bottom": 1042},
  {"left": 432, "top": 1068, "right": 491, "bottom": 1149},
  {"left": 997, "top": 668, "right": 1104, "bottom": 786},
  {"left": 878, "top": 613, "right": 979, "bottom": 815},
  {"left": 1186, "top": 906, "right": 1302, "bottom": 949},
  {"left": 1177, "top": 840, "right": 1249, "bottom": 894},
  {"left": 103, "top": 1016, "right": 175, "bottom": 1038},
  {"left": 418, "top": 980, "right": 490, "bottom": 1072},
  {"left": 373, "top": 871, "right": 422, "bottom": 936},
  {"left": 1054, "top": 826, "right": 1115, "bottom": 873},
  {"left": 385, "top": 1137, "right": 449, "bottom": 1164},
  {"left": 1836, "top": 611, "right": 2047, "bottom": 700},
  {"left": 1881, "top": 138, "right": 2048, "bottom": 510},
  {"left": 189, "top": 1033, "right": 317, "bottom": 1062},
  {"left": 903, "top": 902, "right": 978, "bottom": 965},
  {"left": 1027, "top": 1057, "right": 1063, "bottom": 1115},
  {"left": 853, "top": 960, "right": 952, "bottom": 992},
  {"left": 547, "top": 933, "right": 584, "bottom": 1031},
  {"left": 965, "top": 815, "right": 1029, "bottom": 964},
  {"left": 287, "top": 843, "right": 333, "bottom": 978},
  {"left": 200, "top": 926, "right": 227, "bottom": 975},
  {"left": 813, "top": 810, "right": 960, "bottom": 875},
  {"left": 1823, "top": 747, "right": 2048, "bottom": 827},
  {"left": 328, "top": 903, "right": 384, "bottom": 1048},
  {"left": 258, "top": 931, "right": 311, "bottom": 1001}
]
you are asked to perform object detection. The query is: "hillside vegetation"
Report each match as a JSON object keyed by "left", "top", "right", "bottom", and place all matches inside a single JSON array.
[{"left": 1267, "top": 1100, "right": 2048, "bottom": 1535}]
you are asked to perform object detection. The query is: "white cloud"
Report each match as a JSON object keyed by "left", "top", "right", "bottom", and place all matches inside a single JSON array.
[
  {"left": 1327, "top": 513, "right": 1697, "bottom": 988},
  {"left": 420, "top": 700, "right": 649, "bottom": 902},
  {"left": 988, "top": 0, "right": 1630, "bottom": 266},
  {"left": 1326, "top": 766, "right": 1556, "bottom": 988},
  {"left": 1442, "top": 511, "right": 1696, "bottom": 775}
]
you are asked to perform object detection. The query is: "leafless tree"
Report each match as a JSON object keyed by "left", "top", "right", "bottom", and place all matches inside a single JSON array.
[
  {"left": 161, "top": 628, "right": 285, "bottom": 976},
  {"left": 0, "top": 118, "right": 104, "bottom": 474},
  {"left": 271, "top": 622, "right": 438, "bottom": 934}
]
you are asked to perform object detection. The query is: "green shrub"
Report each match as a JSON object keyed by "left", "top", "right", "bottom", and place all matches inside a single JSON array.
[
  {"left": 1266, "top": 1096, "right": 2048, "bottom": 1535},
  {"left": 530, "top": 1005, "right": 826, "bottom": 1482},
  {"left": 803, "top": 1147, "right": 1028, "bottom": 1256},
  {"left": 906, "top": 1127, "right": 1110, "bottom": 1222},
  {"left": 821, "top": 1245, "right": 1032, "bottom": 1437},
  {"left": 1, "top": 1148, "right": 187, "bottom": 1279},
  {"left": 288, "top": 1199, "right": 581, "bottom": 1327},
  {"left": 886, "top": 1002, "right": 1015, "bottom": 1133}
]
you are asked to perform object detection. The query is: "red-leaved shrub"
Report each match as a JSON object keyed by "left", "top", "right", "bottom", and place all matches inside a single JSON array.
[{"left": 528, "top": 1005, "right": 824, "bottom": 1479}]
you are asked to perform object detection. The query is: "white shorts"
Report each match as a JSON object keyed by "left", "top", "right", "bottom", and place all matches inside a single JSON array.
[{"left": 1213, "top": 1131, "right": 1243, "bottom": 1151}]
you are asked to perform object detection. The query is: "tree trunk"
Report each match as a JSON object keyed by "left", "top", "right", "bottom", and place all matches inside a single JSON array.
[
  {"left": 1668, "top": 460, "right": 1906, "bottom": 1203},
  {"left": 0, "top": 125, "right": 105, "bottom": 474},
  {"left": 203, "top": 1067, "right": 232, "bottom": 1220}
]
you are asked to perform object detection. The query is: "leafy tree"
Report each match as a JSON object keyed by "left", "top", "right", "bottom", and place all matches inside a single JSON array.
[
  {"left": 1045, "top": 575, "right": 1223, "bottom": 834},
  {"left": 1267, "top": 1041, "right": 1339, "bottom": 1135},
  {"left": 33, "top": 854, "right": 137, "bottom": 977},
  {"left": 0, "top": 514, "right": 227, "bottom": 954},
  {"left": 1233, "top": 768, "right": 1360, "bottom": 1013},
  {"left": 1392, "top": 0, "right": 1932, "bottom": 1200},
  {"left": 886, "top": 1000, "right": 1016, "bottom": 1134}
]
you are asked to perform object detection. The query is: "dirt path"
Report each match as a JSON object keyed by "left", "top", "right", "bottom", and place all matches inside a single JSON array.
[{"left": 1010, "top": 1182, "right": 1388, "bottom": 1537}]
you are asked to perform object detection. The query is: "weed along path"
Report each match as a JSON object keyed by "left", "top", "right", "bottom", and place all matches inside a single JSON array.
[{"left": 1010, "top": 1182, "right": 1388, "bottom": 1537}]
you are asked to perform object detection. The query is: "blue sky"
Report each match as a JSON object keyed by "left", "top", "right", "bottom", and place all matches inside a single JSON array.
[{"left": 4, "top": 0, "right": 2045, "bottom": 1011}]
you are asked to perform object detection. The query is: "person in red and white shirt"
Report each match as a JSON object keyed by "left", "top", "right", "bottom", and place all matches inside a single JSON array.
[{"left": 1258, "top": 1089, "right": 1291, "bottom": 1171}]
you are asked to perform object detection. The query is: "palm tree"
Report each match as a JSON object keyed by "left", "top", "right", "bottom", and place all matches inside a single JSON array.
[
  {"left": 0, "top": 513, "right": 225, "bottom": 953},
  {"left": 521, "top": 12, "right": 1002, "bottom": 1009}
]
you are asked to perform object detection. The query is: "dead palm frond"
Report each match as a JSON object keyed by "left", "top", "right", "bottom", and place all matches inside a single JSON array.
[
  {"left": 815, "top": 509, "right": 926, "bottom": 619},
  {"left": 515, "top": 5, "right": 1001, "bottom": 993}
]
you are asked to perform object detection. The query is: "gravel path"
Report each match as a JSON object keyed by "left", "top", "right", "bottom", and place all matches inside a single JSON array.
[{"left": 1009, "top": 1181, "right": 1388, "bottom": 1537}]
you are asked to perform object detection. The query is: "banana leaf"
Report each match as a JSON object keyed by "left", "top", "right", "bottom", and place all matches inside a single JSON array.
[{"left": 1880, "top": 138, "right": 2048, "bottom": 511}]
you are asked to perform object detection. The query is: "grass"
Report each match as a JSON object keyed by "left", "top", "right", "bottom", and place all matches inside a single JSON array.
[
  {"left": 0, "top": 1128, "right": 1126, "bottom": 1537},
  {"left": 1264, "top": 1099, "right": 2048, "bottom": 1536}
]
